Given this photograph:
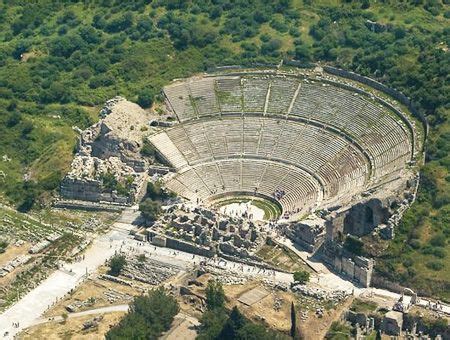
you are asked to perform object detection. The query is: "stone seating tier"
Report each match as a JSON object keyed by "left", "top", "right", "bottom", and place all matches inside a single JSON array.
[{"left": 157, "top": 73, "right": 415, "bottom": 219}]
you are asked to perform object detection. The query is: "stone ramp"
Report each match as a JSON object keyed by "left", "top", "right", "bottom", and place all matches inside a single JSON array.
[{"left": 116, "top": 208, "right": 141, "bottom": 224}]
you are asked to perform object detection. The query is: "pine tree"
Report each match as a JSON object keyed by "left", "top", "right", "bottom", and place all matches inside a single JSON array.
[
  {"left": 290, "top": 301, "right": 297, "bottom": 338},
  {"left": 376, "top": 329, "right": 382, "bottom": 340}
]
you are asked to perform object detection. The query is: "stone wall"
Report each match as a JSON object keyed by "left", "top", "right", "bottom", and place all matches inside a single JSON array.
[
  {"left": 342, "top": 199, "right": 390, "bottom": 237},
  {"left": 53, "top": 200, "right": 125, "bottom": 212},
  {"left": 285, "top": 217, "right": 326, "bottom": 252},
  {"left": 148, "top": 231, "right": 216, "bottom": 258},
  {"left": 324, "top": 188, "right": 413, "bottom": 241},
  {"left": 60, "top": 177, "right": 101, "bottom": 202},
  {"left": 322, "top": 241, "right": 374, "bottom": 287},
  {"left": 148, "top": 165, "right": 172, "bottom": 175},
  {"left": 370, "top": 274, "right": 411, "bottom": 296}
]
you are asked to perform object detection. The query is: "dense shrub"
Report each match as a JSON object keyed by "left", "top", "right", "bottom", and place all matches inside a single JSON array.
[
  {"left": 293, "top": 270, "right": 310, "bottom": 284},
  {"left": 426, "top": 261, "right": 444, "bottom": 271},
  {"left": 108, "top": 254, "right": 126, "bottom": 276},
  {"left": 139, "top": 198, "right": 161, "bottom": 222},
  {"left": 106, "top": 287, "right": 179, "bottom": 339}
]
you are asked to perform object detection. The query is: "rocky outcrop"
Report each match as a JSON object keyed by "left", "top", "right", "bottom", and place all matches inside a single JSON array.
[
  {"left": 78, "top": 96, "right": 152, "bottom": 171},
  {"left": 60, "top": 97, "right": 152, "bottom": 205}
]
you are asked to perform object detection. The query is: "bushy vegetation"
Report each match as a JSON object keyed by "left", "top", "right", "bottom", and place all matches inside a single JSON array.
[
  {"left": 344, "top": 236, "right": 365, "bottom": 256},
  {"left": 99, "top": 172, "right": 133, "bottom": 196},
  {"left": 349, "top": 299, "right": 378, "bottom": 314},
  {"left": 139, "top": 182, "right": 174, "bottom": 222},
  {"left": 145, "top": 181, "right": 175, "bottom": 201},
  {"left": 205, "top": 279, "right": 226, "bottom": 311},
  {"left": 325, "top": 321, "right": 353, "bottom": 340},
  {"left": 108, "top": 254, "right": 126, "bottom": 276},
  {"left": 106, "top": 287, "right": 179, "bottom": 339},
  {"left": 140, "top": 139, "right": 157, "bottom": 158},
  {"left": 293, "top": 270, "right": 310, "bottom": 284},
  {"left": 0, "top": 239, "right": 8, "bottom": 254},
  {"left": 139, "top": 198, "right": 162, "bottom": 222},
  {"left": 0, "top": 0, "right": 448, "bottom": 297}
]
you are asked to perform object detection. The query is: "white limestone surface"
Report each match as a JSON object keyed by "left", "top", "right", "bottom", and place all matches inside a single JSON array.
[{"left": 219, "top": 201, "right": 265, "bottom": 221}]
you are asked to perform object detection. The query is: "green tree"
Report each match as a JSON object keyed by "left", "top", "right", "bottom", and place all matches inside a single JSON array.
[
  {"left": 290, "top": 302, "right": 297, "bottom": 338},
  {"left": 205, "top": 279, "right": 225, "bottom": 310},
  {"left": 141, "top": 140, "right": 156, "bottom": 158},
  {"left": 237, "top": 322, "right": 272, "bottom": 339},
  {"left": 146, "top": 182, "right": 163, "bottom": 200},
  {"left": 108, "top": 254, "right": 126, "bottom": 276},
  {"left": 106, "top": 312, "right": 151, "bottom": 339},
  {"left": 0, "top": 240, "right": 8, "bottom": 254},
  {"left": 137, "top": 91, "right": 154, "bottom": 108},
  {"left": 132, "top": 287, "right": 179, "bottom": 332},
  {"left": 100, "top": 172, "right": 118, "bottom": 192},
  {"left": 197, "top": 309, "right": 228, "bottom": 340},
  {"left": 294, "top": 45, "right": 311, "bottom": 61},
  {"left": 106, "top": 287, "right": 179, "bottom": 339},
  {"left": 219, "top": 306, "right": 246, "bottom": 339},
  {"left": 375, "top": 329, "right": 382, "bottom": 340},
  {"left": 344, "top": 236, "right": 365, "bottom": 256},
  {"left": 17, "top": 181, "right": 39, "bottom": 212},
  {"left": 139, "top": 198, "right": 162, "bottom": 222}
]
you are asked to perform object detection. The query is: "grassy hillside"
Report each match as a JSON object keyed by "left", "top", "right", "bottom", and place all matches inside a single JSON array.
[{"left": 0, "top": 0, "right": 448, "bottom": 298}]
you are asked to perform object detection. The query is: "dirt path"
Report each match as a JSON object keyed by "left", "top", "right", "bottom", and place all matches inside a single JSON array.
[
  {"left": 0, "top": 220, "right": 133, "bottom": 339},
  {"left": 32, "top": 304, "right": 130, "bottom": 326}
]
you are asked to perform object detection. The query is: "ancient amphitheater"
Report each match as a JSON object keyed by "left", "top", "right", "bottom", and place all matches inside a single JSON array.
[
  {"left": 57, "top": 66, "right": 424, "bottom": 287},
  {"left": 150, "top": 68, "right": 422, "bottom": 222}
]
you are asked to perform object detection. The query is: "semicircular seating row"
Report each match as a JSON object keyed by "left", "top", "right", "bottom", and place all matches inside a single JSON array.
[
  {"left": 164, "top": 75, "right": 412, "bottom": 175},
  {"left": 153, "top": 74, "right": 413, "bottom": 218},
  {"left": 167, "top": 159, "right": 321, "bottom": 218}
]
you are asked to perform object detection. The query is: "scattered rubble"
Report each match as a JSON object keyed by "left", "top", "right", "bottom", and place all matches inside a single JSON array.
[
  {"left": 29, "top": 240, "right": 51, "bottom": 254},
  {"left": 148, "top": 204, "right": 267, "bottom": 260},
  {"left": 0, "top": 255, "right": 32, "bottom": 277},
  {"left": 120, "top": 256, "right": 181, "bottom": 285},
  {"left": 291, "top": 284, "right": 349, "bottom": 303},
  {"left": 82, "top": 315, "right": 103, "bottom": 330},
  {"left": 99, "top": 274, "right": 133, "bottom": 286},
  {"left": 273, "top": 297, "right": 283, "bottom": 311},
  {"left": 103, "top": 288, "right": 133, "bottom": 304},
  {"left": 66, "top": 297, "right": 96, "bottom": 313}
]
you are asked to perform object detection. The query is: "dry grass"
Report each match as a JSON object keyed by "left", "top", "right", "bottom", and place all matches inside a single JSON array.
[
  {"left": 44, "top": 266, "right": 151, "bottom": 317},
  {"left": 21, "top": 311, "right": 126, "bottom": 340},
  {"left": 0, "top": 242, "right": 30, "bottom": 267},
  {"left": 224, "top": 281, "right": 352, "bottom": 338},
  {"left": 256, "top": 244, "right": 311, "bottom": 272}
]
